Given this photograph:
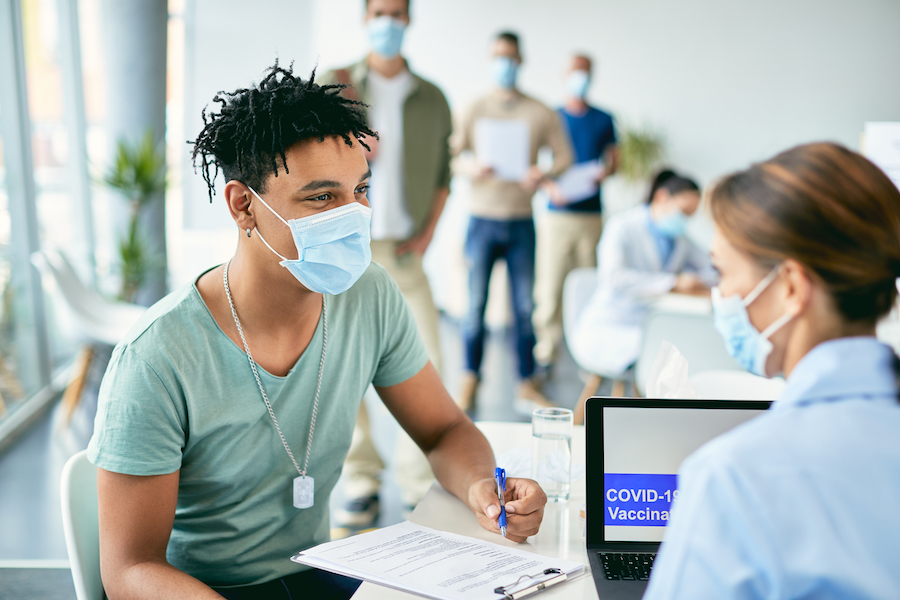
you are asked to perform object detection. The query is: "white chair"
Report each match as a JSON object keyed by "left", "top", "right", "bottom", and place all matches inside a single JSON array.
[
  {"left": 31, "top": 249, "right": 146, "bottom": 424},
  {"left": 690, "top": 369, "right": 785, "bottom": 401},
  {"left": 635, "top": 309, "right": 742, "bottom": 396},
  {"left": 562, "top": 268, "right": 632, "bottom": 424},
  {"left": 61, "top": 450, "right": 104, "bottom": 600}
]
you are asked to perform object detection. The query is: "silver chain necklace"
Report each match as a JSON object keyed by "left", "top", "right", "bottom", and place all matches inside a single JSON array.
[{"left": 224, "top": 258, "right": 326, "bottom": 509}]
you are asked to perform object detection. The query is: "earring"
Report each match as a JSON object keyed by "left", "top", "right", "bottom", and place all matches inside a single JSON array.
[{"left": 246, "top": 228, "right": 252, "bottom": 238}]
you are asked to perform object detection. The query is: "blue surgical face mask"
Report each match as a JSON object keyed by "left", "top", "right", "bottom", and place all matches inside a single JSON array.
[
  {"left": 654, "top": 209, "right": 688, "bottom": 239},
  {"left": 711, "top": 267, "right": 793, "bottom": 377},
  {"left": 249, "top": 186, "right": 372, "bottom": 295},
  {"left": 492, "top": 56, "right": 519, "bottom": 90},
  {"left": 366, "top": 16, "right": 406, "bottom": 59},
  {"left": 566, "top": 70, "right": 590, "bottom": 99}
]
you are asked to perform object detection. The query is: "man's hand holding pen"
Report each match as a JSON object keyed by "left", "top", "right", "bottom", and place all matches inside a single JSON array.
[{"left": 469, "top": 475, "right": 547, "bottom": 543}]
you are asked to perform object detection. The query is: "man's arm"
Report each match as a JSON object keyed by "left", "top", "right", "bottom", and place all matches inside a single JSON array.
[
  {"left": 375, "top": 363, "right": 546, "bottom": 542},
  {"left": 397, "top": 89, "right": 452, "bottom": 256},
  {"left": 602, "top": 144, "right": 619, "bottom": 180},
  {"left": 97, "top": 468, "right": 223, "bottom": 599},
  {"left": 522, "top": 107, "right": 575, "bottom": 192},
  {"left": 450, "top": 103, "right": 494, "bottom": 179},
  {"left": 543, "top": 109, "right": 574, "bottom": 180},
  {"left": 396, "top": 186, "right": 449, "bottom": 256}
]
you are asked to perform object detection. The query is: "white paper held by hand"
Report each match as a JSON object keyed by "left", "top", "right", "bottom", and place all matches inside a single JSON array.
[
  {"left": 291, "top": 521, "right": 584, "bottom": 600},
  {"left": 474, "top": 118, "right": 530, "bottom": 182},
  {"left": 555, "top": 161, "right": 604, "bottom": 203}
]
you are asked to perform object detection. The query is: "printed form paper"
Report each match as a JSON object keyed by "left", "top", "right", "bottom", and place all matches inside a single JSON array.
[
  {"left": 555, "top": 161, "right": 604, "bottom": 203},
  {"left": 474, "top": 118, "right": 530, "bottom": 182},
  {"left": 292, "top": 521, "right": 584, "bottom": 600}
]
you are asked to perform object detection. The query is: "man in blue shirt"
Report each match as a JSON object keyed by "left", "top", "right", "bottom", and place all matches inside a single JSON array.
[{"left": 533, "top": 54, "right": 618, "bottom": 371}]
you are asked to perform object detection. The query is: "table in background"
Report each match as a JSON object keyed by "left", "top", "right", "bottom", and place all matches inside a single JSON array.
[{"left": 351, "top": 421, "right": 597, "bottom": 600}]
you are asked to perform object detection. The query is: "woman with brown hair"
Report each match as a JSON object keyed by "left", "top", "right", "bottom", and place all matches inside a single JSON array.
[{"left": 644, "top": 142, "right": 900, "bottom": 599}]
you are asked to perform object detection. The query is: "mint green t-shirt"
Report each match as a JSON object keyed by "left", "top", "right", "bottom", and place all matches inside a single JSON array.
[{"left": 87, "top": 263, "right": 428, "bottom": 587}]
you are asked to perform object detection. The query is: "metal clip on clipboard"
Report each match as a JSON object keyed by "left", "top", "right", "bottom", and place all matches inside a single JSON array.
[{"left": 493, "top": 567, "right": 568, "bottom": 600}]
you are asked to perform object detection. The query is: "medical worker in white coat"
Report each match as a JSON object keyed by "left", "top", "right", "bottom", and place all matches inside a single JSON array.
[{"left": 570, "top": 170, "right": 717, "bottom": 376}]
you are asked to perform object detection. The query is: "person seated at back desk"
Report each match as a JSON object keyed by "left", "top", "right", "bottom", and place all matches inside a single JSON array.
[
  {"left": 645, "top": 142, "right": 900, "bottom": 598},
  {"left": 87, "top": 63, "right": 547, "bottom": 600},
  {"left": 569, "top": 169, "right": 717, "bottom": 378}
]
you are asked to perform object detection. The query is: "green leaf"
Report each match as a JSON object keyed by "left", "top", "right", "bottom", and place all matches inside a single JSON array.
[
  {"left": 616, "top": 123, "right": 666, "bottom": 183},
  {"left": 103, "top": 129, "right": 166, "bottom": 301},
  {"left": 102, "top": 130, "right": 166, "bottom": 205}
]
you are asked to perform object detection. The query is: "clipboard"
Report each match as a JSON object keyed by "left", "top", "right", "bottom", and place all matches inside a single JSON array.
[
  {"left": 493, "top": 567, "right": 568, "bottom": 599},
  {"left": 291, "top": 521, "right": 584, "bottom": 600}
]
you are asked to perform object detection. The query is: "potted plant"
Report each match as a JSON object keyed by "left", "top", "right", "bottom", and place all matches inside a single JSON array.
[
  {"left": 617, "top": 123, "right": 666, "bottom": 183},
  {"left": 604, "top": 123, "right": 666, "bottom": 215},
  {"left": 102, "top": 131, "right": 166, "bottom": 302}
]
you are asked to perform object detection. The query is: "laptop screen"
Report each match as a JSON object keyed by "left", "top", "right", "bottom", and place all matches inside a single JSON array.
[{"left": 586, "top": 398, "right": 771, "bottom": 546}]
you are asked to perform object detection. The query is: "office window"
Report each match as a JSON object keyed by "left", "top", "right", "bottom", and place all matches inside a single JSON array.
[
  {"left": 0, "top": 137, "right": 43, "bottom": 421},
  {"left": 22, "top": 0, "right": 90, "bottom": 369}
]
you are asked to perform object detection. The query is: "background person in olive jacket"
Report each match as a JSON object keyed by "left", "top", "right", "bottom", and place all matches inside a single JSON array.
[{"left": 319, "top": 0, "right": 453, "bottom": 528}]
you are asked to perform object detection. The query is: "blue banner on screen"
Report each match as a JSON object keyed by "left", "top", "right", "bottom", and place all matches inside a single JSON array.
[{"left": 604, "top": 473, "right": 678, "bottom": 526}]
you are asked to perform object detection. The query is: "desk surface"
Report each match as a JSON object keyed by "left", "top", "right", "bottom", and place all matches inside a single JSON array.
[
  {"left": 351, "top": 421, "right": 597, "bottom": 600},
  {"left": 651, "top": 293, "right": 711, "bottom": 315}
]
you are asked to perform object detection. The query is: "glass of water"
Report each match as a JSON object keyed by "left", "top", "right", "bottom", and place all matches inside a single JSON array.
[{"left": 531, "top": 407, "right": 573, "bottom": 502}]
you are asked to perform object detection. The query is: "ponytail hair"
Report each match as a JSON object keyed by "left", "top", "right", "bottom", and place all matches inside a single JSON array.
[
  {"left": 709, "top": 142, "right": 900, "bottom": 325},
  {"left": 646, "top": 168, "right": 700, "bottom": 204}
]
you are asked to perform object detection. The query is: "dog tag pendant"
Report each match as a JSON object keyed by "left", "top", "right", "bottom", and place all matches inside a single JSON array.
[{"left": 293, "top": 476, "right": 314, "bottom": 509}]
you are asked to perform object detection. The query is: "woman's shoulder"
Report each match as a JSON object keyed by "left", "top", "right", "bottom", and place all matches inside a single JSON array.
[{"left": 684, "top": 409, "right": 798, "bottom": 484}]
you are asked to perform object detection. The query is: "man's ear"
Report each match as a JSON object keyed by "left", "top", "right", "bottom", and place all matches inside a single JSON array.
[
  {"left": 224, "top": 180, "right": 255, "bottom": 232},
  {"left": 781, "top": 258, "right": 813, "bottom": 317}
]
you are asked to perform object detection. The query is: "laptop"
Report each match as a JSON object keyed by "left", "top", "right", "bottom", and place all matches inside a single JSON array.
[{"left": 584, "top": 397, "right": 772, "bottom": 600}]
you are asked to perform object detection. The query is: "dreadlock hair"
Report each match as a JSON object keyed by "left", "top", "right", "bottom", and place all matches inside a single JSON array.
[{"left": 190, "top": 61, "right": 376, "bottom": 202}]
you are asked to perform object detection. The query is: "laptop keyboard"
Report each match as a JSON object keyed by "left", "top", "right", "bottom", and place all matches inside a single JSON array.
[{"left": 598, "top": 552, "right": 655, "bottom": 581}]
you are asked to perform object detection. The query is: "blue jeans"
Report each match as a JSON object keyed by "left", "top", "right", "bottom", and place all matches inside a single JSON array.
[{"left": 463, "top": 216, "right": 537, "bottom": 380}]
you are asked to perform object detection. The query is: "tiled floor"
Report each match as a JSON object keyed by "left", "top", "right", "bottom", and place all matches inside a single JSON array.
[{"left": 0, "top": 315, "right": 596, "bottom": 595}]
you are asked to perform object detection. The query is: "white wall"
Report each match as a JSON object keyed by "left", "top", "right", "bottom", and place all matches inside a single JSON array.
[
  {"left": 309, "top": 0, "right": 900, "bottom": 316},
  {"left": 176, "top": 0, "right": 314, "bottom": 284},
  {"left": 176, "top": 0, "right": 900, "bottom": 307},
  {"left": 312, "top": 0, "right": 900, "bottom": 184}
]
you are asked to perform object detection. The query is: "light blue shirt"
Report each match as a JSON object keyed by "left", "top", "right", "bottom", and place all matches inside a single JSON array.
[
  {"left": 644, "top": 337, "right": 900, "bottom": 599},
  {"left": 645, "top": 207, "right": 675, "bottom": 267}
]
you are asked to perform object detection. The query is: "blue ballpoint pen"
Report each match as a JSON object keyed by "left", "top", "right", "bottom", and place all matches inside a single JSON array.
[{"left": 495, "top": 467, "right": 507, "bottom": 537}]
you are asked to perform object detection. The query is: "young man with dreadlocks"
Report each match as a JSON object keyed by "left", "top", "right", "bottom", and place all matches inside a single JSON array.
[{"left": 87, "top": 63, "right": 547, "bottom": 600}]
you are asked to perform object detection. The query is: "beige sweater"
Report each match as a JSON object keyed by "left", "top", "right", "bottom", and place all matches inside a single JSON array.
[{"left": 454, "top": 90, "right": 573, "bottom": 220}]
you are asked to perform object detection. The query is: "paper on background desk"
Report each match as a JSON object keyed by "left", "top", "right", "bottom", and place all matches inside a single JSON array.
[
  {"left": 474, "top": 118, "right": 530, "bottom": 182},
  {"left": 645, "top": 341, "right": 698, "bottom": 399},
  {"left": 292, "top": 521, "right": 584, "bottom": 600}
]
